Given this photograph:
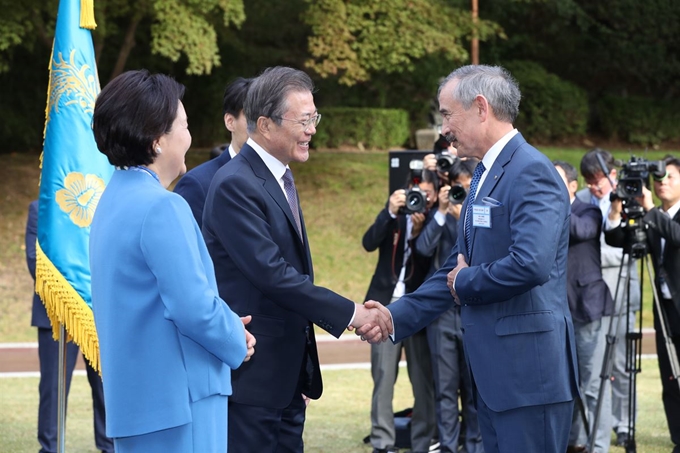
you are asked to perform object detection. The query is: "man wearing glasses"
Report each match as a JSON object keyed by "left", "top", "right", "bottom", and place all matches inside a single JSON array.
[
  {"left": 203, "top": 66, "right": 391, "bottom": 452},
  {"left": 576, "top": 148, "right": 640, "bottom": 448}
]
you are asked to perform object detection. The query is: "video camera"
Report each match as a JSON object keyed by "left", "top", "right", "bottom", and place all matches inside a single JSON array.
[
  {"left": 606, "top": 155, "right": 666, "bottom": 258},
  {"left": 614, "top": 156, "right": 666, "bottom": 202}
]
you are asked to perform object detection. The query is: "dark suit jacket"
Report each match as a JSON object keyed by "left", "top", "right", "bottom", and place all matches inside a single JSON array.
[
  {"left": 415, "top": 210, "right": 459, "bottom": 278},
  {"left": 363, "top": 206, "right": 431, "bottom": 304},
  {"left": 388, "top": 133, "right": 578, "bottom": 412},
  {"left": 606, "top": 206, "right": 680, "bottom": 333},
  {"left": 173, "top": 149, "right": 232, "bottom": 228},
  {"left": 26, "top": 200, "right": 51, "bottom": 328},
  {"left": 202, "top": 143, "right": 355, "bottom": 409},
  {"left": 567, "top": 198, "right": 614, "bottom": 323}
]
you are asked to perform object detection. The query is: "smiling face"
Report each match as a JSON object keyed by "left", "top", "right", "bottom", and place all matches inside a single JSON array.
[
  {"left": 155, "top": 100, "right": 192, "bottom": 181},
  {"left": 438, "top": 80, "right": 483, "bottom": 160},
  {"left": 267, "top": 90, "right": 317, "bottom": 166}
]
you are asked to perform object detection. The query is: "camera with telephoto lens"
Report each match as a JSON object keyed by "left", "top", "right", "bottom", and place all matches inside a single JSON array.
[
  {"left": 448, "top": 183, "right": 467, "bottom": 205},
  {"left": 436, "top": 152, "right": 456, "bottom": 174},
  {"left": 400, "top": 160, "right": 427, "bottom": 214},
  {"left": 614, "top": 156, "right": 666, "bottom": 201}
]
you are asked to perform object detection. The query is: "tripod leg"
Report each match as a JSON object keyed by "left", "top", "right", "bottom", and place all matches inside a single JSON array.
[{"left": 588, "top": 252, "right": 630, "bottom": 453}]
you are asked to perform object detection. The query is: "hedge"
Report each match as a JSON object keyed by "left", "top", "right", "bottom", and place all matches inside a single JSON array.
[
  {"left": 597, "top": 95, "right": 680, "bottom": 146},
  {"left": 313, "top": 107, "right": 410, "bottom": 150},
  {"left": 504, "top": 61, "right": 589, "bottom": 143}
]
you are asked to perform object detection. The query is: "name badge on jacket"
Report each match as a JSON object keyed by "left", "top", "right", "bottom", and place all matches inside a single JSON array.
[{"left": 472, "top": 205, "right": 491, "bottom": 228}]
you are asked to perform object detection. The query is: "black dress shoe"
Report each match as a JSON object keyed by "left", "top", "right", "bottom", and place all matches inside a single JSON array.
[
  {"left": 372, "top": 448, "right": 399, "bottom": 453},
  {"left": 566, "top": 445, "right": 588, "bottom": 453}
]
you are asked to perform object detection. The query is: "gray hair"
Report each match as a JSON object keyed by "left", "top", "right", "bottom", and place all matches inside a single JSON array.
[
  {"left": 244, "top": 66, "right": 315, "bottom": 133},
  {"left": 438, "top": 65, "right": 521, "bottom": 123}
]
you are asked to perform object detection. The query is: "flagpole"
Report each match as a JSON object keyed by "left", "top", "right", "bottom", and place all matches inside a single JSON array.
[{"left": 57, "top": 324, "right": 67, "bottom": 453}]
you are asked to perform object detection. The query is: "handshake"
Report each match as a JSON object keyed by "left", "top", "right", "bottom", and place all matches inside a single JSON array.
[{"left": 348, "top": 301, "right": 393, "bottom": 344}]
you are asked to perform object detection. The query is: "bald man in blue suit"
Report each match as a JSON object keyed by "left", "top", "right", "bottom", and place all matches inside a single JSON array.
[{"left": 360, "top": 65, "right": 579, "bottom": 453}]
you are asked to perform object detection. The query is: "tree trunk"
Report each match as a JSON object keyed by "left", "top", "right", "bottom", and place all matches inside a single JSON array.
[{"left": 108, "top": 12, "right": 143, "bottom": 82}]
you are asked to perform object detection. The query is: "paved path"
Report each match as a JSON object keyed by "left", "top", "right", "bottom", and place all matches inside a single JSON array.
[{"left": 0, "top": 329, "right": 658, "bottom": 376}]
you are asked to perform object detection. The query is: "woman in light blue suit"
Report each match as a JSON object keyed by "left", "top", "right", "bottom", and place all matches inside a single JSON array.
[{"left": 90, "top": 70, "right": 255, "bottom": 453}]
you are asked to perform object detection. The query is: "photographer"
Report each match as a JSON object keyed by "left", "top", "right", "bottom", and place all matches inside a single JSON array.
[
  {"left": 424, "top": 135, "right": 458, "bottom": 187},
  {"left": 605, "top": 155, "right": 680, "bottom": 453},
  {"left": 554, "top": 161, "right": 613, "bottom": 453},
  {"left": 363, "top": 169, "right": 439, "bottom": 453},
  {"left": 577, "top": 148, "right": 640, "bottom": 446},
  {"left": 415, "top": 158, "right": 483, "bottom": 453}
]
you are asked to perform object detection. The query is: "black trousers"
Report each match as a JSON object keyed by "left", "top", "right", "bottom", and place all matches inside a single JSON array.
[{"left": 37, "top": 328, "right": 112, "bottom": 453}]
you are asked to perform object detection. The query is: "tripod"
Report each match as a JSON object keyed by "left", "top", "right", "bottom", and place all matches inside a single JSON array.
[{"left": 588, "top": 243, "right": 680, "bottom": 453}]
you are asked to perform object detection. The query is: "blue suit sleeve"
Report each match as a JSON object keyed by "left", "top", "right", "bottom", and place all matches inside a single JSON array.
[
  {"left": 570, "top": 204, "right": 602, "bottom": 243},
  {"left": 456, "top": 158, "right": 568, "bottom": 304},
  {"left": 140, "top": 195, "right": 247, "bottom": 369},
  {"left": 415, "top": 211, "right": 445, "bottom": 257}
]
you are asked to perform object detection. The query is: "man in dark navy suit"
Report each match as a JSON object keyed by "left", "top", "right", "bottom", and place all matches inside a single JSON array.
[
  {"left": 554, "top": 160, "right": 614, "bottom": 453},
  {"left": 25, "top": 200, "right": 113, "bottom": 453},
  {"left": 174, "top": 77, "right": 253, "bottom": 228},
  {"left": 202, "top": 66, "right": 391, "bottom": 452}
]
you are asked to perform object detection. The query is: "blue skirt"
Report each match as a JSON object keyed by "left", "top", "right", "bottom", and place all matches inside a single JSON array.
[{"left": 113, "top": 394, "right": 228, "bottom": 452}]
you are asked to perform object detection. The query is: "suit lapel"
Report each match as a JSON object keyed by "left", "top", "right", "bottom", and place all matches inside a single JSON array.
[
  {"left": 467, "top": 133, "right": 526, "bottom": 257},
  {"left": 240, "top": 145, "right": 311, "bottom": 269}
]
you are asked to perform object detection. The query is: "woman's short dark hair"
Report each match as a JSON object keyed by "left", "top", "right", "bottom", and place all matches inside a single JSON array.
[{"left": 92, "top": 70, "right": 185, "bottom": 167}]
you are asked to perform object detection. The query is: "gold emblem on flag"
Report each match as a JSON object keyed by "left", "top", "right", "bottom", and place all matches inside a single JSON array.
[
  {"left": 46, "top": 49, "right": 99, "bottom": 122},
  {"left": 56, "top": 172, "right": 105, "bottom": 228}
]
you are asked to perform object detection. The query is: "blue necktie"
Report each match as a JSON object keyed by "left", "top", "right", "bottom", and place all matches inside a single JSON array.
[
  {"left": 283, "top": 168, "right": 303, "bottom": 239},
  {"left": 465, "top": 162, "right": 486, "bottom": 254}
]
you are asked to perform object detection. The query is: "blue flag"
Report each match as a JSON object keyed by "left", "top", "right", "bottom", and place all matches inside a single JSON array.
[{"left": 36, "top": 0, "right": 112, "bottom": 371}]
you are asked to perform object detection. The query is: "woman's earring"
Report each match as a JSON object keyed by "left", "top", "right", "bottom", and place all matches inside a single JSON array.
[{"left": 155, "top": 146, "right": 162, "bottom": 154}]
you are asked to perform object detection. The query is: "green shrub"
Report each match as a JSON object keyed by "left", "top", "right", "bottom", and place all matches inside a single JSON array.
[
  {"left": 597, "top": 96, "right": 680, "bottom": 146},
  {"left": 313, "top": 107, "right": 410, "bottom": 150},
  {"left": 504, "top": 61, "right": 588, "bottom": 143}
]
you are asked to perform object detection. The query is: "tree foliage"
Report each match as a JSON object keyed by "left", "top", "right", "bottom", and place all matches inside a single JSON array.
[
  {"left": 0, "top": 0, "right": 245, "bottom": 78},
  {"left": 303, "top": 0, "right": 502, "bottom": 86}
]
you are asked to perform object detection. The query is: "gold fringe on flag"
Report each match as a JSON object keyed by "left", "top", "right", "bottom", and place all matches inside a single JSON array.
[
  {"left": 35, "top": 240, "right": 100, "bottom": 373},
  {"left": 80, "top": 0, "right": 97, "bottom": 30}
]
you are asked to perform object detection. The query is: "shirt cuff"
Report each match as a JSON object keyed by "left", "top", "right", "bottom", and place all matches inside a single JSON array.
[
  {"left": 434, "top": 210, "right": 446, "bottom": 226},
  {"left": 604, "top": 216, "right": 622, "bottom": 231},
  {"left": 348, "top": 304, "right": 357, "bottom": 326}
]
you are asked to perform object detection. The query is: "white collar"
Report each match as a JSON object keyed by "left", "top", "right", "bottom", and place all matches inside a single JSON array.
[
  {"left": 247, "top": 137, "right": 288, "bottom": 182},
  {"left": 664, "top": 198, "right": 680, "bottom": 219},
  {"left": 481, "top": 128, "right": 518, "bottom": 172}
]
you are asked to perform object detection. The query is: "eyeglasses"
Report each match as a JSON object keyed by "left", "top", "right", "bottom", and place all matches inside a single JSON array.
[
  {"left": 276, "top": 114, "right": 321, "bottom": 131},
  {"left": 586, "top": 178, "right": 609, "bottom": 191}
]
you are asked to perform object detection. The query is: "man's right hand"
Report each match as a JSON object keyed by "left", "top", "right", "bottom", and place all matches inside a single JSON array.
[
  {"left": 388, "top": 189, "right": 406, "bottom": 216},
  {"left": 423, "top": 153, "right": 437, "bottom": 172},
  {"left": 438, "top": 185, "right": 451, "bottom": 214},
  {"left": 350, "top": 301, "right": 393, "bottom": 343}
]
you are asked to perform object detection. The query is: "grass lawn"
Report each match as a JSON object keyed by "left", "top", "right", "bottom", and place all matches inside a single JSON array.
[
  {"left": 0, "top": 359, "right": 674, "bottom": 452},
  {"left": 0, "top": 147, "right": 675, "bottom": 341}
]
